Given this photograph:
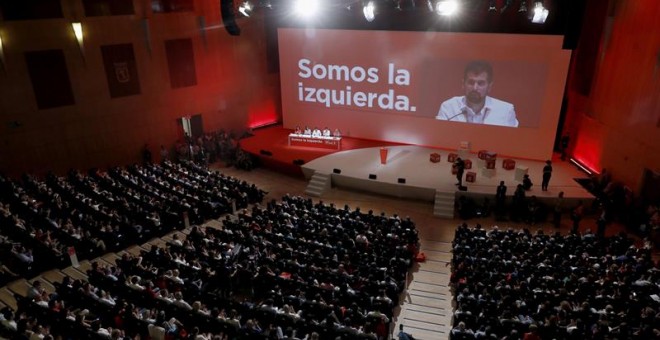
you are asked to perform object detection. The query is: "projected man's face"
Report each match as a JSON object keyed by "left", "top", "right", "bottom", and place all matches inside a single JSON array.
[{"left": 463, "top": 71, "right": 492, "bottom": 105}]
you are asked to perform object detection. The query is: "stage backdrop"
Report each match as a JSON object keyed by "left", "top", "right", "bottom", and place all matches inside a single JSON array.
[{"left": 278, "top": 28, "right": 572, "bottom": 160}]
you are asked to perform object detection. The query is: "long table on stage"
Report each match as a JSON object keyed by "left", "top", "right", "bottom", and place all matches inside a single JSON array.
[{"left": 288, "top": 134, "right": 342, "bottom": 150}]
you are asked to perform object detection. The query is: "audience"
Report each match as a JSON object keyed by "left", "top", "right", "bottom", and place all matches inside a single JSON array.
[
  {"left": 450, "top": 223, "right": 660, "bottom": 339},
  {"left": 0, "top": 160, "right": 265, "bottom": 278},
  {"left": 3, "top": 189, "right": 417, "bottom": 339},
  {"left": 7, "top": 147, "right": 656, "bottom": 340},
  {"left": 171, "top": 129, "right": 258, "bottom": 171}
]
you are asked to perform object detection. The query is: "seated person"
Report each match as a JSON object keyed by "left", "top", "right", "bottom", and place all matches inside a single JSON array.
[
  {"left": 333, "top": 128, "right": 342, "bottom": 137},
  {"left": 322, "top": 127, "right": 332, "bottom": 137},
  {"left": 451, "top": 322, "right": 474, "bottom": 338},
  {"left": 398, "top": 325, "right": 415, "bottom": 340},
  {"left": 294, "top": 126, "right": 302, "bottom": 134},
  {"left": 522, "top": 174, "right": 533, "bottom": 191},
  {"left": 311, "top": 127, "right": 322, "bottom": 137},
  {"left": 303, "top": 126, "right": 312, "bottom": 135}
]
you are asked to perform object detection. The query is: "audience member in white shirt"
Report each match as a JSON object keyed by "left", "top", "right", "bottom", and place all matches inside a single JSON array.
[{"left": 173, "top": 292, "right": 193, "bottom": 310}]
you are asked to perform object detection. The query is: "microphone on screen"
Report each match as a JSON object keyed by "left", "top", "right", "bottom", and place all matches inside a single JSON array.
[{"left": 446, "top": 108, "right": 467, "bottom": 121}]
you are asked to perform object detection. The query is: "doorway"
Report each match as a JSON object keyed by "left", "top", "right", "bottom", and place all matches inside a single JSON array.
[{"left": 178, "top": 114, "right": 203, "bottom": 142}]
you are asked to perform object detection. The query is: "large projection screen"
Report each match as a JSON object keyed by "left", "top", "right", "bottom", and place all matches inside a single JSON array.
[{"left": 279, "top": 28, "right": 571, "bottom": 160}]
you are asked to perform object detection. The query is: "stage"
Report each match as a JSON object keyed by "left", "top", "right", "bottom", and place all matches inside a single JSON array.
[
  {"left": 240, "top": 126, "right": 403, "bottom": 175},
  {"left": 241, "top": 126, "right": 595, "bottom": 211}
]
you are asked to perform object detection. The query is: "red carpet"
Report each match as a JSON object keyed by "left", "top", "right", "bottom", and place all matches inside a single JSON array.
[{"left": 240, "top": 125, "right": 403, "bottom": 175}]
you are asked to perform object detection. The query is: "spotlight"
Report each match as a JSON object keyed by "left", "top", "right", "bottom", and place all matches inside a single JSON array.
[
  {"left": 238, "top": 1, "right": 253, "bottom": 17},
  {"left": 0, "top": 33, "right": 5, "bottom": 70},
  {"left": 71, "top": 22, "right": 83, "bottom": 45},
  {"left": 293, "top": 0, "right": 320, "bottom": 19},
  {"left": 531, "top": 1, "right": 549, "bottom": 24},
  {"left": 435, "top": 0, "right": 459, "bottom": 16},
  {"left": 71, "top": 22, "right": 85, "bottom": 58},
  {"left": 363, "top": 1, "right": 376, "bottom": 22}
]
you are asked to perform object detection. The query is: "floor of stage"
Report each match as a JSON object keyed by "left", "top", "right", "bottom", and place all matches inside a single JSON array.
[
  {"left": 303, "top": 145, "right": 593, "bottom": 200},
  {"left": 241, "top": 126, "right": 594, "bottom": 202}
]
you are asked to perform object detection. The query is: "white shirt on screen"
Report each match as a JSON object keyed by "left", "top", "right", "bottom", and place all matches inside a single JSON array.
[
  {"left": 436, "top": 96, "right": 519, "bottom": 127},
  {"left": 303, "top": 128, "right": 312, "bottom": 135},
  {"left": 322, "top": 128, "right": 331, "bottom": 137},
  {"left": 311, "top": 129, "right": 322, "bottom": 137}
]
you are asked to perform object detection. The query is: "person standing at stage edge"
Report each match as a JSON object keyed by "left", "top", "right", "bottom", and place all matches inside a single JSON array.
[
  {"left": 571, "top": 201, "right": 584, "bottom": 234},
  {"left": 495, "top": 181, "right": 507, "bottom": 219},
  {"left": 454, "top": 157, "right": 466, "bottom": 187},
  {"left": 541, "top": 160, "right": 553, "bottom": 191}
]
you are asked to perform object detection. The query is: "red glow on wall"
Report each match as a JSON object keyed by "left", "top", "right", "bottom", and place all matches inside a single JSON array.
[
  {"left": 247, "top": 99, "right": 279, "bottom": 128},
  {"left": 572, "top": 119, "right": 603, "bottom": 174}
]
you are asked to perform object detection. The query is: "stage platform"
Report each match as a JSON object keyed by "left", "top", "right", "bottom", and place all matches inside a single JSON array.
[
  {"left": 241, "top": 126, "right": 595, "bottom": 210},
  {"left": 301, "top": 145, "right": 594, "bottom": 205},
  {"left": 241, "top": 126, "right": 403, "bottom": 175}
]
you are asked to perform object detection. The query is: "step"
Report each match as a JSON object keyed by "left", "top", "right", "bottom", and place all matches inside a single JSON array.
[
  {"left": 310, "top": 176, "right": 330, "bottom": 182},
  {"left": 408, "top": 281, "right": 452, "bottom": 295},
  {"left": 0, "top": 288, "right": 17, "bottom": 311},
  {"left": 101, "top": 253, "right": 121, "bottom": 266},
  {"left": 309, "top": 180, "right": 326, "bottom": 187},
  {"left": 5, "top": 279, "right": 29, "bottom": 297},
  {"left": 433, "top": 211, "right": 454, "bottom": 218},
  {"left": 433, "top": 206, "right": 454, "bottom": 212},
  {"left": 307, "top": 182, "right": 327, "bottom": 190},
  {"left": 41, "top": 270, "right": 67, "bottom": 286},
  {"left": 305, "top": 171, "right": 332, "bottom": 197},
  {"left": 61, "top": 267, "right": 88, "bottom": 281},
  {"left": 304, "top": 190, "right": 323, "bottom": 197},
  {"left": 399, "top": 319, "right": 451, "bottom": 338}
]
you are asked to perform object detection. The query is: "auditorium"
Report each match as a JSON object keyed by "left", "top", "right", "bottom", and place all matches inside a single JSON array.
[{"left": 0, "top": 1, "right": 658, "bottom": 339}]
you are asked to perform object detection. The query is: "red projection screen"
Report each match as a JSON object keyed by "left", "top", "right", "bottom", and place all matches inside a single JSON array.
[{"left": 278, "top": 28, "right": 571, "bottom": 160}]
